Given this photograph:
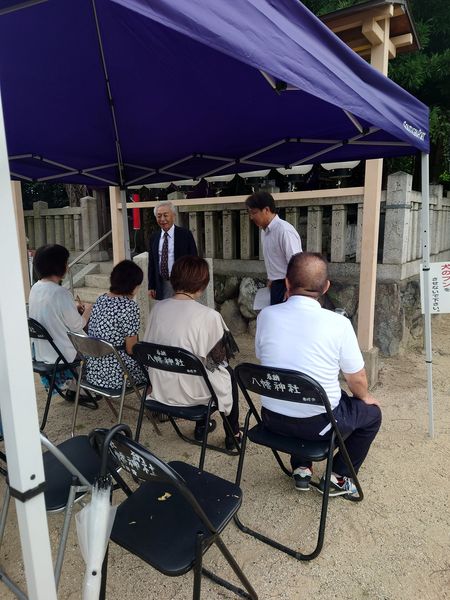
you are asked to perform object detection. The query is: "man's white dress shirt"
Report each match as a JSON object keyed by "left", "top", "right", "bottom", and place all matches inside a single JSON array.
[
  {"left": 255, "top": 295, "right": 364, "bottom": 417},
  {"left": 158, "top": 224, "right": 175, "bottom": 276},
  {"left": 261, "top": 215, "right": 302, "bottom": 280}
]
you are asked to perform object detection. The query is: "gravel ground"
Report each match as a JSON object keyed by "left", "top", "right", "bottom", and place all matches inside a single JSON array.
[{"left": 1, "top": 315, "right": 449, "bottom": 599}]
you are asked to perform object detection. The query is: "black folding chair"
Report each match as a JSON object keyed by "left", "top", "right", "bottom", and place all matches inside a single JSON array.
[
  {"left": 28, "top": 318, "right": 98, "bottom": 430},
  {"left": 67, "top": 332, "right": 152, "bottom": 437},
  {"left": 133, "top": 342, "right": 240, "bottom": 471},
  {"left": 92, "top": 424, "right": 258, "bottom": 600},
  {"left": 234, "top": 362, "right": 363, "bottom": 561},
  {"left": 0, "top": 434, "right": 101, "bottom": 598}
]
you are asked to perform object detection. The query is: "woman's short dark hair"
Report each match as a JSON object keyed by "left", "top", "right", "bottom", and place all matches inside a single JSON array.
[
  {"left": 170, "top": 256, "right": 209, "bottom": 294},
  {"left": 245, "top": 191, "right": 276, "bottom": 213},
  {"left": 34, "top": 244, "right": 69, "bottom": 279},
  {"left": 110, "top": 260, "right": 143, "bottom": 295}
]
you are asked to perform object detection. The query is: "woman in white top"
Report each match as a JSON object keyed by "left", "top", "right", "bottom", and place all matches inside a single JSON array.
[
  {"left": 28, "top": 244, "right": 91, "bottom": 397},
  {"left": 144, "top": 256, "right": 240, "bottom": 449}
]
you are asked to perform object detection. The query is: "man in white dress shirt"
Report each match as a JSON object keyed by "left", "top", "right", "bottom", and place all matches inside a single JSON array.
[
  {"left": 256, "top": 252, "right": 381, "bottom": 495},
  {"left": 246, "top": 191, "right": 302, "bottom": 304},
  {"left": 148, "top": 201, "right": 198, "bottom": 300}
]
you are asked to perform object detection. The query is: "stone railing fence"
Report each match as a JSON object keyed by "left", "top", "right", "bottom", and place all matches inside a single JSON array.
[
  {"left": 24, "top": 196, "right": 103, "bottom": 261},
  {"left": 174, "top": 172, "right": 450, "bottom": 282}
]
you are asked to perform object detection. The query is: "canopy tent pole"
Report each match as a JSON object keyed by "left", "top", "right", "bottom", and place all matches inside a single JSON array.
[
  {"left": 0, "top": 87, "right": 57, "bottom": 599},
  {"left": 420, "top": 152, "right": 434, "bottom": 437}
]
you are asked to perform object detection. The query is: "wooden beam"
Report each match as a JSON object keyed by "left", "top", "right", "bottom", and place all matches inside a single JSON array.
[
  {"left": 11, "top": 181, "right": 30, "bottom": 298},
  {"left": 388, "top": 39, "right": 396, "bottom": 59},
  {"left": 327, "top": 5, "right": 394, "bottom": 34},
  {"left": 109, "top": 186, "right": 126, "bottom": 264},
  {"left": 391, "top": 33, "right": 413, "bottom": 49},
  {"left": 362, "top": 18, "right": 384, "bottom": 46}
]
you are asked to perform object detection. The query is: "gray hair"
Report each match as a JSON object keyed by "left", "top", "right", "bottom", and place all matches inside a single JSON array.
[{"left": 153, "top": 200, "right": 177, "bottom": 217}]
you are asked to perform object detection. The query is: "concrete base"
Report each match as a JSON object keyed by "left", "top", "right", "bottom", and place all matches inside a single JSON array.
[{"left": 362, "top": 346, "right": 379, "bottom": 389}]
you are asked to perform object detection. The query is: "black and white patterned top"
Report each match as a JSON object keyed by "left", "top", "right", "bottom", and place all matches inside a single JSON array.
[{"left": 86, "top": 294, "right": 146, "bottom": 390}]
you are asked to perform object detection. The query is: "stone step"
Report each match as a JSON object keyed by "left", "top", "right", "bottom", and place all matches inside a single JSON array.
[
  {"left": 74, "top": 286, "right": 106, "bottom": 304},
  {"left": 98, "top": 261, "right": 114, "bottom": 274},
  {"left": 84, "top": 273, "right": 110, "bottom": 288}
]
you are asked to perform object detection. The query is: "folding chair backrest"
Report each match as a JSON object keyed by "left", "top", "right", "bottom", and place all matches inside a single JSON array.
[
  {"left": 28, "top": 317, "right": 64, "bottom": 360},
  {"left": 235, "top": 362, "right": 334, "bottom": 420},
  {"left": 67, "top": 331, "right": 116, "bottom": 359},
  {"left": 133, "top": 341, "right": 206, "bottom": 376},
  {"left": 93, "top": 426, "right": 185, "bottom": 485}
]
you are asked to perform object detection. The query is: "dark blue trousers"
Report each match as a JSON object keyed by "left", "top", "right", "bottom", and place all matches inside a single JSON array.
[
  {"left": 261, "top": 391, "right": 382, "bottom": 477},
  {"left": 270, "top": 279, "right": 286, "bottom": 305}
]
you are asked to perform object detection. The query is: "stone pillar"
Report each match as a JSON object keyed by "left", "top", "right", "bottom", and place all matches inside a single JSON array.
[
  {"left": 54, "top": 215, "right": 64, "bottom": 245},
  {"left": 11, "top": 181, "right": 30, "bottom": 298},
  {"left": 222, "top": 210, "right": 236, "bottom": 259},
  {"left": 26, "top": 216, "right": 35, "bottom": 249},
  {"left": 33, "top": 201, "right": 47, "bottom": 249},
  {"left": 200, "top": 257, "right": 215, "bottom": 309},
  {"left": 64, "top": 214, "right": 74, "bottom": 250},
  {"left": 204, "top": 211, "right": 217, "bottom": 258},
  {"left": 189, "top": 212, "right": 201, "bottom": 254},
  {"left": 331, "top": 204, "right": 347, "bottom": 262},
  {"left": 79, "top": 196, "right": 100, "bottom": 261},
  {"left": 306, "top": 206, "right": 322, "bottom": 252},
  {"left": 382, "top": 172, "right": 412, "bottom": 265},
  {"left": 409, "top": 200, "right": 418, "bottom": 261},
  {"left": 430, "top": 185, "right": 443, "bottom": 255},
  {"left": 285, "top": 207, "right": 299, "bottom": 230},
  {"left": 45, "top": 215, "right": 55, "bottom": 244},
  {"left": 73, "top": 214, "right": 82, "bottom": 251},
  {"left": 240, "top": 210, "right": 252, "bottom": 259}
]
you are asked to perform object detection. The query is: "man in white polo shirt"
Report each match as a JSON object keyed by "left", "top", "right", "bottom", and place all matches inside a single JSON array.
[
  {"left": 246, "top": 191, "right": 302, "bottom": 304},
  {"left": 255, "top": 252, "right": 381, "bottom": 495}
]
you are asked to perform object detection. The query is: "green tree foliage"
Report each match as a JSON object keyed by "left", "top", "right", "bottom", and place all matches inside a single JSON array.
[
  {"left": 303, "top": 0, "right": 450, "bottom": 184},
  {"left": 21, "top": 182, "right": 68, "bottom": 210}
]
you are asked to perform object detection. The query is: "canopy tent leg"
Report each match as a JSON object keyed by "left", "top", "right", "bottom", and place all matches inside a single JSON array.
[
  {"left": 0, "top": 87, "right": 57, "bottom": 598},
  {"left": 420, "top": 152, "right": 434, "bottom": 437}
]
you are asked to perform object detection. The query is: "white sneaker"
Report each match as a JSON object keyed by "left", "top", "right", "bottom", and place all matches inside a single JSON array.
[{"left": 293, "top": 466, "right": 312, "bottom": 491}]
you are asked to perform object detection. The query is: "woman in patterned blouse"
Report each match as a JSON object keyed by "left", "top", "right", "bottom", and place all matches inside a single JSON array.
[{"left": 86, "top": 260, "right": 146, "bottom": 390}]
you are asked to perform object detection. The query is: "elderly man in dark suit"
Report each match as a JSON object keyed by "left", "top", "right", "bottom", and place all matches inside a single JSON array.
[{"left": 148, "top": 201, "right": 198, "bottom": 300}]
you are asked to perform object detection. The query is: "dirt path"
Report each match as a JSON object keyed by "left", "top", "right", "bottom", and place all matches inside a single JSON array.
[{"left": 1, "top": 316, "right": 449, "bottom": 599}]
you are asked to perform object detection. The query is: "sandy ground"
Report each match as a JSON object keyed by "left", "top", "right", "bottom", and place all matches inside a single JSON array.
[{"left": 1, "top": 315, "right": 450, "bottom": 600}]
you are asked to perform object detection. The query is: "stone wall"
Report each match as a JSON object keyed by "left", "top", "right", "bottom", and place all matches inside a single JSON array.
[{"left": 215, "top": 272, "right": 423, "bottom": 357}]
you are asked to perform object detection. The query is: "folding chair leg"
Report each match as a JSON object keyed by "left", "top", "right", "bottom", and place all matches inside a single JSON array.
[
  {"left": 212, "top": 535, "right": 258, "bottom": 599},
  {"left": 70, "top": 368, "right": 84, "bottom": 437},
  {"left": 54, "top": 482, "right": 79, "bottom": 588},
  {"left": 40, "top": 366, "right": 58, "bottom": 431},
  {"left": 117, "top": 381, "right": 127, "bottom": 424},
  {"left": 0, "top": 488, "right": 28, "bottom": 600},
  {"left": 0, "top": 487, "right": 11, "bottom": 547},
  {"left": 193, "top": 532, "right": 204, "bottom": 600}
]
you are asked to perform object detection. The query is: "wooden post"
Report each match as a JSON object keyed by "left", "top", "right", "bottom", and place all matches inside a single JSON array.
[
  {"left": 357, "top": 16, "right": 390, "bottom": 352},
  {"left": 11, "top": 181, "right": 30, "bottom": 298},
  {"left": 109, "top": 186, "right": 126, "bottom": 264}
]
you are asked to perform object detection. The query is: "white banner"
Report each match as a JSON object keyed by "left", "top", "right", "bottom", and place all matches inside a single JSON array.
[{"left": 420, "top": 262, "right": 450, "bottom": 314}]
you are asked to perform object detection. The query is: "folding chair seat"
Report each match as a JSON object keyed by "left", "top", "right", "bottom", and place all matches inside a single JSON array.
[
  {"left": 234, "top": 362, "right": 364, "bottom": 561},
  {"left": 0, "top": 434, "right": 101, "bottom": 598},
  {"left": 133, "top": 341, "right": 240, "bottom": 471},
  {"left": 67, "top": 332, "right": 148, "bottom": 437},
  {"left": 28, "top": 318, "right": 97, "bottom": 430},
  {"left": 92, "top": 425, "right": 257, "bottom": 600}
]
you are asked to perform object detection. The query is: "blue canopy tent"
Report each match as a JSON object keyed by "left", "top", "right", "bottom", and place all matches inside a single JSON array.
[{"left": 0, "top": 0, "right": 432, "bottom": 597}]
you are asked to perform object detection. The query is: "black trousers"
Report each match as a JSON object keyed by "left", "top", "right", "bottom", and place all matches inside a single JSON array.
[
  {"left": 270, "top": 279, "right": 286, "bottom": 305},
  {"left": 200, "top": 365, "right": 240, "bottom": 435},
  {"left": 262, "top": 391, "right": 381, "bottom": 477}
]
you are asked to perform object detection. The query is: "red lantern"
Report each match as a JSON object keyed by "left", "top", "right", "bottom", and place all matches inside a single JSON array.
[{"left": 132, "top": 193, "right": 141, "bottom": 230}]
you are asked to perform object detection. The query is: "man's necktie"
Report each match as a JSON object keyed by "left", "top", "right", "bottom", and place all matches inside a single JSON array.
[{"left": 160, "top": 232, "right": 169, "bottom": 280}]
